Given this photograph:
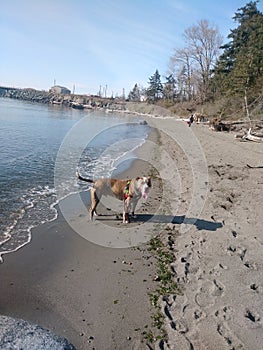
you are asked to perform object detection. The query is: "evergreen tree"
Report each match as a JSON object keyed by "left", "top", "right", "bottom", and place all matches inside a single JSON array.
[
  {"left": 146, "top": 69, "right": 163, "bottom": 101},
  {"left": 213, "top": 1, "right": 263, "bottom": 97},
  {"left": 163, "top": 74, "right": 176, "bottom": 101},
  {"left": 128, "top": 83, "right": 141, "bottom": 101}
]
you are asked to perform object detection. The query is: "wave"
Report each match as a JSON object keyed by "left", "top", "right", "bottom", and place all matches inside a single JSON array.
[{"left": 0, "top": 185, "right": 57, "bottom": 262}]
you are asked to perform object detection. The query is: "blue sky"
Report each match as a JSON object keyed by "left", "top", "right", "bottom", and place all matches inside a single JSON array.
[{"left": 1, "top": 0, "right": 262, "bottom": 96}]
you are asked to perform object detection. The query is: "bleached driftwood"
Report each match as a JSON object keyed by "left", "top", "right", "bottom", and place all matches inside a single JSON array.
[
  {"left": 234, "top": 134, "right": 245, "bottom": 139},
  {"left": 247, "top": 164, "right": 263, "bottom": 169},
  {"left": 242, "top": 128, "right": 263, "bottom": 142}
]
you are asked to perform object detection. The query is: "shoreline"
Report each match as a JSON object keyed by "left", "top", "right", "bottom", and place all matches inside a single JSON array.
[{"left": 0, "top": 94, "right": 174, "bottom": 120}]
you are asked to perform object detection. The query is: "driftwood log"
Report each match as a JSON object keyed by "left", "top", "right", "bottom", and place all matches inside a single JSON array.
[
  {"left": 242, "top": 128, "right": 263, "bottom": 142},
  {"left": 247, "top": 164, "right": 263, "bottom": 169},
  {"left": 210, "top": 119, "right": 231, "bottom": 132}
]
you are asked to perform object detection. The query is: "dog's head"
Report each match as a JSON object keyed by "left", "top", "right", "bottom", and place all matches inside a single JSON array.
[{"left": 136, "top": 176, "right": 151, "bottom": 199}]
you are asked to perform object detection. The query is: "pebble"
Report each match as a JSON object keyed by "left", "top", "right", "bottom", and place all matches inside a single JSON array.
[{"left": 122, "top": 260, "right": 133, "bottom": 265}]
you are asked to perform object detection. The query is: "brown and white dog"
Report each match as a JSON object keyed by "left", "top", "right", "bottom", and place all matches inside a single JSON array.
[{"left": 76, "top": 171, "right": 151, "bottom": 223}]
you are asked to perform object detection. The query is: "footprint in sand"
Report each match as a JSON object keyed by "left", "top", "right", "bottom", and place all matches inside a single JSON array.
[
  {"left": 226, "top": 245, "right": 247, "bottom": 261},
  {"left": 171, "top": 319, "right": 189, "bottom": 334},
  {"left": 168, "top": 333, "right": 194, "bottom": 350},
  {"left": 225, "top": 244, "right": 259, "bottom": 271},
  {"left": 243, "top": 260, "right": 258, "bottom": 270},
  {"left": 244, "top": 308, "right": 261, "bottom": 327},
  {"left": 209, "top": 263, "right": 228, "bottom": 276},
  {"left": 215, "top": 305, "right": 233, "bottom": 321},
  {"left": 193, "top": 308, "right": 207, "bottom": 323},
  {"left": 195, "top": 279, "right": 225, "bottom": 307},
  {"left": 249, "top": 283, "right": 261, "bottom": 293},
  {"left": 215, "top": 306, "right": 248, "bottom": 349},
  {"left": 216, "top": 322, "right": 245, "bottom": 349},
  {"left": 212, "top": 279, "right": 225, "bottom": 297}
]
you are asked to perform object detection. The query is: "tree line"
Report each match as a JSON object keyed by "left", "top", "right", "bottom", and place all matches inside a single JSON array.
[{"left": 128, "top": 1, "right": 263, "bottom": 112}]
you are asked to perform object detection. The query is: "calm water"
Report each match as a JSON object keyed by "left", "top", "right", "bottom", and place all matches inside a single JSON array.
[{"left": 0, "top": 98, "right": 150, "bottom": 261}]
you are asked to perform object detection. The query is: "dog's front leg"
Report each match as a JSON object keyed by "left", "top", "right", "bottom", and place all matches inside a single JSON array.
[
  {"left": 123, "top": 198, "right": 131, "bottom": 224},
  {"left": 130, "top": 198, "right": 139, "bottom": 218}
]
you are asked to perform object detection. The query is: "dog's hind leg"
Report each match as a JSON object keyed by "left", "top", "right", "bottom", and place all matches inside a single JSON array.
[
  {"left": 90, "top": 188, "right": 100, "bottom": 221},
  {"left": 123, "top": 197, "right": 131, "bottom": 223}
]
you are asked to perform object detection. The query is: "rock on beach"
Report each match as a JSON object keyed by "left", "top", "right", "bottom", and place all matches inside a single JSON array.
[{"left": 0, "top": 315, "right": 76, "bottom": 350}]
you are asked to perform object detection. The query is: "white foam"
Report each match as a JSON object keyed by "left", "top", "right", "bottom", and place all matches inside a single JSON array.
[{"left": 0, "top": 185, "right": 58, "bottom": 262}]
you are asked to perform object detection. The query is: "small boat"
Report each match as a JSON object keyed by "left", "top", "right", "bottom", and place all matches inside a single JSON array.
[{"left": 71, "top": 102, "right": 84, "bottom": 110}]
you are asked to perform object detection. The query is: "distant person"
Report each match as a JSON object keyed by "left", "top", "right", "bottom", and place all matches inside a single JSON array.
[{"left": 188, "top": 114, "right": 194, "bottom": 127}]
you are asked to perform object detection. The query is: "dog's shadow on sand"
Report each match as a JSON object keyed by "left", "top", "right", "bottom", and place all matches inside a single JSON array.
[{"left": 135, "top": 214, "right": 223, "bottom": 231}]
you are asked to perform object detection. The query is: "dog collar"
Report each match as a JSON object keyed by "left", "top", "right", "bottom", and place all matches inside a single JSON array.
[{"left": 124, "top": 180, "right": 132, "bottom": 199}]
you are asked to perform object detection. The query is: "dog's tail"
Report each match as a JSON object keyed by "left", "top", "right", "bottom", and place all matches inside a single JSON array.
[{"left": 76, "top": 170, "right": 95, "bottom": 183}]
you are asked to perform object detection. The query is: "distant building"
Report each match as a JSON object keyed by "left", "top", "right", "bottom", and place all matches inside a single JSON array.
[
  {"left": 49, "top": 85, "right": 71, "bottom": 94},
  {"left": 140, "top": 95, "right": 147, "bottom": 102}
]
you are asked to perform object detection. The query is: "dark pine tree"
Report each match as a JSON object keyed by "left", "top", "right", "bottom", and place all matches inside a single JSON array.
[
  {"left": 213, "top": 1, "right": 263, "bottom": 97},
  {"left": 146, "top": 69, "right": 163, "bottom": 101}
]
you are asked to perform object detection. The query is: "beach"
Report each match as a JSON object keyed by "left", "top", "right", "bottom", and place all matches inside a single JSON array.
[
  {"left": 149, "top": 118, "right": 263, "bottom": 350},
  {"left": 1, "top": 116, "right": 263, "bottom": 350}
]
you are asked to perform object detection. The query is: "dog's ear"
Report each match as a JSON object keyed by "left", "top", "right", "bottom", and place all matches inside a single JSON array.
[{"left": 147, "top": 177, "right": 152, "bottom": 187}]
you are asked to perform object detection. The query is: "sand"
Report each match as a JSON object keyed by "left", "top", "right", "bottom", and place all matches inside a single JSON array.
[
  {"left": 146, "top": 118, "right": 263, "bottom": 350},
  {"left": 1, "top": 116, "right": 263, "bottom": 350}
]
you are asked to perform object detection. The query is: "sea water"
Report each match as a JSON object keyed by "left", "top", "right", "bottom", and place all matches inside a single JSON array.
[{"left": 0, "top": 98, "right": 150, "bottom": 261}]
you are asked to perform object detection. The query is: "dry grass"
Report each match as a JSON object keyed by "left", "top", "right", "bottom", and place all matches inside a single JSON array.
[{"left": 154, "top": 95, "right": 263, "bottom": 121}]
